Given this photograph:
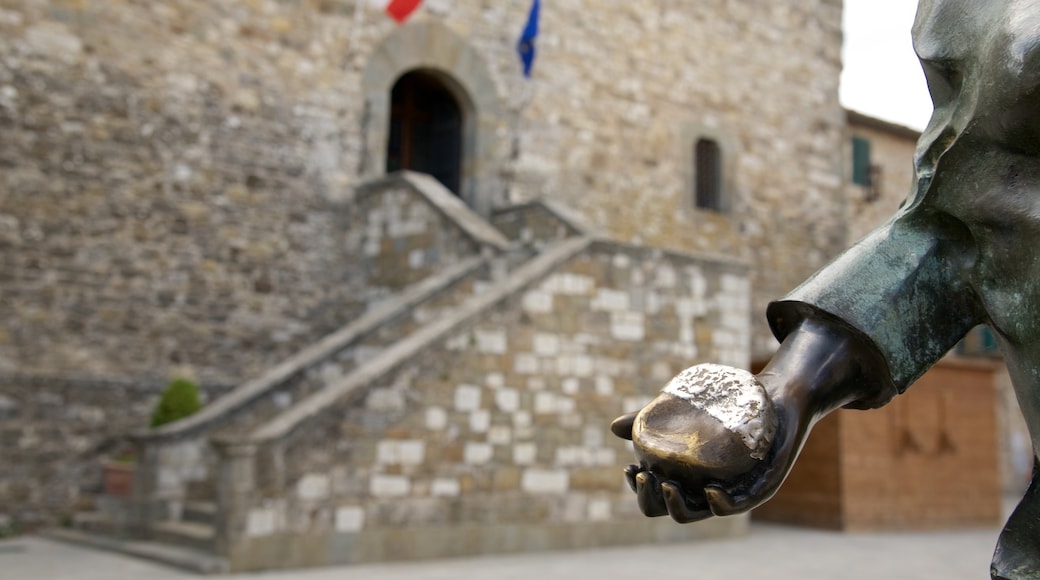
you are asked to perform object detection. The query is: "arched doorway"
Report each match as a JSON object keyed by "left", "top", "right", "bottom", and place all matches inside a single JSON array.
[{"left": 386, "top": 70, "right": 463, "bottom": 196}]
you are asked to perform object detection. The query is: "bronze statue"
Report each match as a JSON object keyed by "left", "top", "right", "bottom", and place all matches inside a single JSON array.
[{"left": 611, "top": 2, "right": 1040, "bottom": 578}]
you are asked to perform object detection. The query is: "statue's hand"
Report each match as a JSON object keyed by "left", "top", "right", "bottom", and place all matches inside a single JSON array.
[{"left": 610, "top": 365, "right": 809, "bottom": 523}]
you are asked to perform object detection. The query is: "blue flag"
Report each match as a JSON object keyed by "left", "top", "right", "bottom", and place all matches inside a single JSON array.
[{"left": 517, "top": 0, "right": 540, "bottom": 77}]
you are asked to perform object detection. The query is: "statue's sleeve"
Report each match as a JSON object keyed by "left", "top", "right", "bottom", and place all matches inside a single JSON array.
[{"left": 766, "top": 212, "right": 982, "bottom": 409}]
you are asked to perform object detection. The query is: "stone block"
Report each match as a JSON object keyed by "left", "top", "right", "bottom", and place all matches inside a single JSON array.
[
  {"left": 463, "top": 442, "right": 492, "bottom": 465},
  {"left": 297, "top": 473, "right": 331, "bottom": 501},
  {"left": 521, "top": 469, "right": 569, "bottom": 494},
  {"left": 370, "top": 475, "right": 410, "bottom": 498},
  {"left": 334, "top": 506, "right": 365, "bottom": 533},
  {"left": 453, "top": 384, "right": 481, "bottom": 412}
]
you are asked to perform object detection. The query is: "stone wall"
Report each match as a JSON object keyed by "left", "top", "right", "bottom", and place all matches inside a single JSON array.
[
  {"left": 0, "top": 374, "right": 229, "bottom": 529},
  {"left": 1, "top": 0, "right": 845, "bottom": 537},
  {"left": 844, "top": 110, "right": 920, "bottom": 242},
  {"left": 232, "top": 241, "right": 750, "bottom": 569},
  {"left": 0, "top": 0, "right": 845, "bottom": 384}
]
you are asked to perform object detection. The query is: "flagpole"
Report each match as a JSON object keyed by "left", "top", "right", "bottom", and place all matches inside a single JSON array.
[
  {"left": 350, "top": 0, "right": 366, "bottom": 56},
  {"left": 508, "top": 0, "right": 540, "bottom": 204}
]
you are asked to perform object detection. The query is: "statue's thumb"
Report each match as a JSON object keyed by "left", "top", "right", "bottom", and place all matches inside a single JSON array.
[{"left": 610, "top": 412, "right": 637, "bottom": 440}]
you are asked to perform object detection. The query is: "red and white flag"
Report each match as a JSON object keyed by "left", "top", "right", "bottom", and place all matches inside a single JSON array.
[{"left": 378, "top": 0, "right": 423, "bottom": 23}]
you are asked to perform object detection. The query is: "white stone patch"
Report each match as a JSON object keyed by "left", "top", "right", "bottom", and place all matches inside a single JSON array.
[
  {"left": 431, "top": 478, "right": 461, "bottom": 497},
  {"left": 514, "top": 353, "right": 538, "bottom": 375},
  {"left": 534, "top": 392, "right": 558, "bottom": 414},
  {"left": 561, "top": 377, "right": 580, "bottom": 395},
  {"left": 495, "top": 389, "right": 520, "bottom": 413},
  {"left": 651, "top": 361, "right": 673, "bottom": 381},
  {"left": 454, "top": 384, "right": 482, "bottom": 412},
  {"left": 662, "top": 364, "right": 777, "bottom": 460},
  {"left": 335, "top": 506, "right": 365, "bottom": 532},
  {"left": 370, "top": 475, "right": 410, "bottom": 497},
  {"left": 408, "top": 249, "right": 425, "bottom": 268},
  {"left": 425, "top": 407, "right": 448, "bottom": 430},
  {"left": 475, "top": 329, "right": 507, "bottom": 354},
  {"left": 655, "top": 265, "right": 677, "bottom": 288},
  {"left": 583, "top": 426, "right": 604, "bottom": 447},
  {"left": 613, "top": 253, "right": 631, "bottom": 269},
  {"left": 533, "top": 333, "right": 560, "bottom": 356},
  {"left": 513, "top": 411, "right": 532, "bottom": 430},
  {"left": 592, "top": 288, "right": 629, "bottom": 312},
  {"left": 376, "top": 440, "right": 425, "bottom": 466},
  {"left": 296, "top": 473, "right": 330, "bottom": 501},
  {"left": 689, "top": 267, "right": 708, "bottom": 300},
  {"left": 464, "top": 442, "right": 493, "bottom": 465},
  {"left": 522, "top": 290, "right": 553, "bottom": 313},
  {"left": 610, "top": 312, "right": 645, "bottom": 341},
  {"left": 445, "top": 333, "right": 469, "bottom": 351},
  {"left": 486, "top": 373, "right": 505, "bottom": 389},
  {"left": 549, "top": 273, "right": 594, "bottom": 295},
  {"left": 594, "top": 448, "right": 617, "bottom": 465},
  {"left": 521, "top": 469, "right": 569, "bottom": 494},
  {"left": 513, "top": 442, "right": 537, "bottom": 465},
  {"left": 572, "top": 355, "right": 593, "bottom": 377},
  {"left": 588, "top": 498, "right": 612, "bottom": 521},
  {"left": 555, "top": 446, "right": 587, "bottom": 466},
  {"left": 488, "top": 425, "right": 512, "bottom": 445},
  {"left": 679, "top": 314, "right": 695, "bottom": 344},
  {"left": 247, "top": 507, "right": 278, "bottom": 537},
  {"left": 470, "top": 410, "right": 490, "bottom": 433},
  {"left": 25, "top": 22, "right": 83, "bottom": 62},
  {"left": 561, "top": 413, "right": 586, "bottom": 432},
  {"left": 595, "top": 375, "right": 614, "bottom": 396}
]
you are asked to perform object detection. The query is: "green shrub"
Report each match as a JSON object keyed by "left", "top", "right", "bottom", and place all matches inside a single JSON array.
[{"left": 151, "top": 378, "right": 202, "bottom": 428}]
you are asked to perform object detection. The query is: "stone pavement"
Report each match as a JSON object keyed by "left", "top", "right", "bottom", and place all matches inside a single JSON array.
[{"left": 0, "top": 523, "right": 1001, "bottom": 580}]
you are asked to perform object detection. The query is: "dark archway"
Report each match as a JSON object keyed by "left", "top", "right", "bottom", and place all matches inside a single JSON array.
[{"left": 386, "top": 70, "right": 463, "bottom": 195}]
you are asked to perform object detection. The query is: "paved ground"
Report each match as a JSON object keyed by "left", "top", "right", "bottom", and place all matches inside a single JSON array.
[{"left": 0, "top": 523, "right": 1002, "bottom": 580}]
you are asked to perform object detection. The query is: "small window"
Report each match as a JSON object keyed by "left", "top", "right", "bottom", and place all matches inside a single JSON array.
[
  {"left": 851, "top": 136, "right": 872, "bottom": 186},
  {"left": 694, "top": 138, "right": 722, "bottom": 211}
]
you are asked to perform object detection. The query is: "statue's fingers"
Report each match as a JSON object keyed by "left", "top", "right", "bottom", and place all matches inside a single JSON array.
[
  {"left": 661, "top": 481, "right": 712, "bottom": 523},
  {"left": 635, "top": 470, "right": 668, "bottom": 517},
  {"left": 703, "top": 485, "right": 752, "bottom": 516},
  {"left": 623, "top": 464, "right": 640, "bottom": 493},
  {"left": 610, "top": 412, "right": 637, "bottom": 441}
]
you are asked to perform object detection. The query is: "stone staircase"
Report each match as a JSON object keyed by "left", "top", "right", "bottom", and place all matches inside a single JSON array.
[
  {"left": 51, "top": 172, "right": 751, "bottom": 572},
  {"left": 52, "top": 172, "right": 594, "bottom": 572}
]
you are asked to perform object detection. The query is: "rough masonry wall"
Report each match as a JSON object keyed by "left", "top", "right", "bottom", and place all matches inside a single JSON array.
[
  {"left": 512, "top": 0, "right": 849, "bottom": 357},
  {"left": 1, "top": 0, "right": 844, "bottom": 383},
  {"left": 235, "top": 243, "right": 750, "bottom": 568}
]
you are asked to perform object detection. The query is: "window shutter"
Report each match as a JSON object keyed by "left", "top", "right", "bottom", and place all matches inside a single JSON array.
[{"left": 851, "top": 136, "right": 872, "bottom": 186}]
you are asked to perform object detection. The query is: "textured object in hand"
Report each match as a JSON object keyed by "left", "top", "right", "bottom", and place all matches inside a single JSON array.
[{"left": 631, "top": 364, "right": 778, "bottom": 493}]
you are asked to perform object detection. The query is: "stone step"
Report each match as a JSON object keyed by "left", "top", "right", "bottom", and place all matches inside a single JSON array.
[
  {"left": 185, "top": 479, "right": 215, "bottom": 501},
  {"left": 182, "top": 501, "right": 217, "bottom": 526},
  {"left": 41, "top": 527, "right": 229, "bottom": 574},
  {"left": 72, "top": 512, "right": 126, "bottom": 537},
  {"left": 149, "top": 520, "right": 215, "bottom": 552}
]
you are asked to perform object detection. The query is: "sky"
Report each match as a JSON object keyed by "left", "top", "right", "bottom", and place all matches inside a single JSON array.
[{"left": 840, "top": 0, "right": 932, "bottom": 131}]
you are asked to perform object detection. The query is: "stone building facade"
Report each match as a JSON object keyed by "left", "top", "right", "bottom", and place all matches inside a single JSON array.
[{"left": 1, "top": 0, "right": 858, "bottom": 569}]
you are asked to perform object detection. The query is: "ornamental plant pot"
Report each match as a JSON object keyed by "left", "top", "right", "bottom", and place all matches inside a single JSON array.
[{"left": 102, "top": 460, "right": 135, "bottom": 498}]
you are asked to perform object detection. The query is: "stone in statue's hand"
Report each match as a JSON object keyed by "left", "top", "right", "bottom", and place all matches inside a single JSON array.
[{"left": 611, "top": 364, "right": 802, "bottom": 523}]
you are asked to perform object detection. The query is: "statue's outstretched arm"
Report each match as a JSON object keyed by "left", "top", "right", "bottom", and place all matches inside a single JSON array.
[{"left": 613, "top": 211, "right": 983, "bottom": 522}]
